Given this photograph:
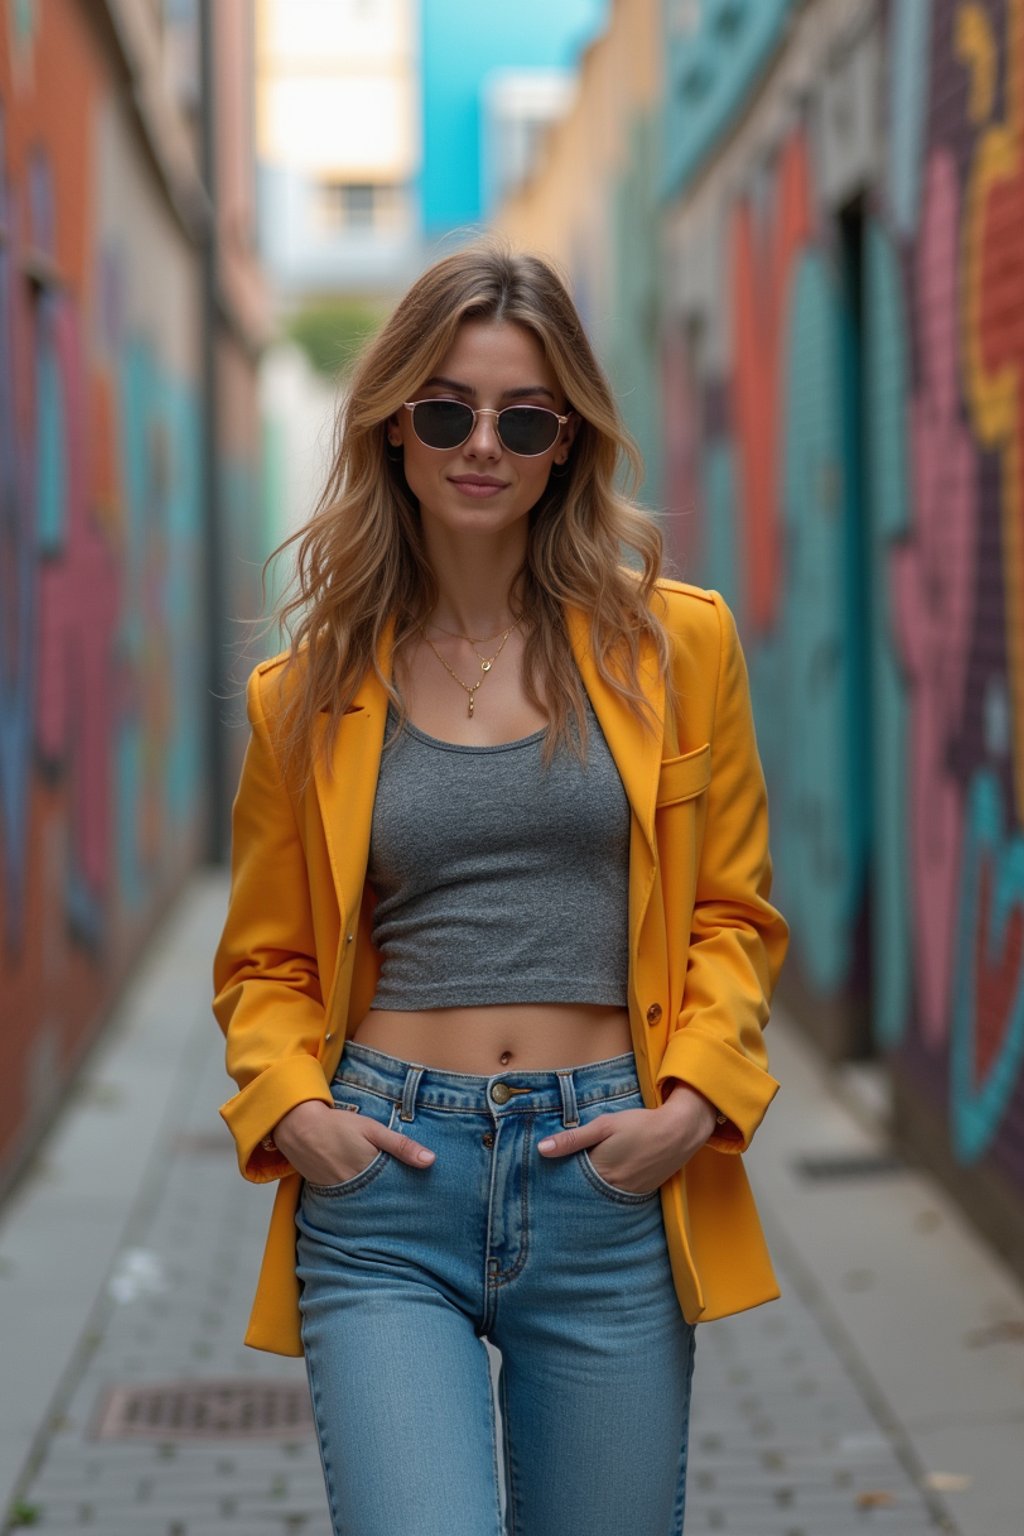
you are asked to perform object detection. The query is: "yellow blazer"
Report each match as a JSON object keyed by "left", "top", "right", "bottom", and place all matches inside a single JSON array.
[{"left": 212, "top": 578, "right": 790, "bottom": 1355}]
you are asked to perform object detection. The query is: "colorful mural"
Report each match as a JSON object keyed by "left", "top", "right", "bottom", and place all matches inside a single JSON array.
[
  {"left": 666, "top": 0, "right": 1024, "bottom": 1203},
  {"left": 497, "top": 0, "right": 1024, "bottom": 1241},
  {"left": 0, "top": 0, "right": 208, "bottom": 1184}
]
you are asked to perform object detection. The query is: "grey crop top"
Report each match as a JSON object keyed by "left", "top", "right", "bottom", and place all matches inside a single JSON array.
[{"left": 366, "top": 701, "right": 630, "bottom": 1010}]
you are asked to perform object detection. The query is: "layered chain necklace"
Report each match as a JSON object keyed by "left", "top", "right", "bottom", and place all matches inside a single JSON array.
[{"left": 420, "top": 619, "right": 519, "bottom": 718}]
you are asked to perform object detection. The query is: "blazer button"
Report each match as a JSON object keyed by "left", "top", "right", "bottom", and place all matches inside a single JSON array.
[
  {"left": 346, "top": 932, "right": 354, "bottom": 944},
  {"left": 646, "top": 1003, "right": 663, "bottom": 1026},
  {"left": 324, "top": 1031, "right": 334, "bottom": 1043}
]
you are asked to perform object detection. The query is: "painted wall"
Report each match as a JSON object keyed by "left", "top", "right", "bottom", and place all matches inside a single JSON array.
[
  {"left": 0, "top": 0, "right": 266, "bottom": 1194},
  {"left": 662, "top": 0, "right": 1024, "bottom": 1251},
  {"left": 494, "top": 0, "right": 662, "bottom": 500},
  {"left": 419, "top": 0, "right": 608, "bottom": 235},
  {"left": 495, "top": 0, "right": 1024, "bottom": 1271}
]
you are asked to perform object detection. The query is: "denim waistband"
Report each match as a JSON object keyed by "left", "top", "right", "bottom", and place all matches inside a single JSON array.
[{"left": 334, "top": 1038, "right": 642, "bottom": 1126}]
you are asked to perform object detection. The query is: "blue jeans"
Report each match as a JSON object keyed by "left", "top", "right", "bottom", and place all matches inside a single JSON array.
[{"left": 295, "top": 1039, "right": 697, "bottom": 1535}]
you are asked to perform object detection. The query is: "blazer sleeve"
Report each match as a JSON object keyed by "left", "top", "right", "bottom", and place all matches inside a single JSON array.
[
  {"left": 212, "top": 665, "right": 334, "bottom": 1182},
  {"left": 654, "top": 590, "right": 789, "bottom": 1152}
]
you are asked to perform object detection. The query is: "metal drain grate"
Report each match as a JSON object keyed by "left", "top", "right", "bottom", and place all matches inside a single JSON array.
[
  {"left": 793, "top": 1151, "right": 905, "bottom": 1181},
  {"left": 92, "top": 1380, "right": 316, "bottom": 1441}
]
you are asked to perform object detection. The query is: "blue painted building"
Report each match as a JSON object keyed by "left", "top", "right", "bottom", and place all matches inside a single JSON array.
[{"left": 419, "top": 0, "right": 608, "bottom": 236}]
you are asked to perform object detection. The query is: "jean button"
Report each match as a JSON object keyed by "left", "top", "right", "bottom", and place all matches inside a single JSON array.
[
  {"left": 490, "top": 1082, "right": 511, "bottom": 1104},
  {"left": 482, "top": 1131, "right": 495, "bottom": 1148}
]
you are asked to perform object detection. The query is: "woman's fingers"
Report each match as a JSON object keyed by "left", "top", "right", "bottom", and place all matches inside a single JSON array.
[
  {"left": 376, "top": 1123, "right": 436, "bottom": 1167},
  {"left": 536, "top": 1117, "right": 610, "bottom": 1156}
]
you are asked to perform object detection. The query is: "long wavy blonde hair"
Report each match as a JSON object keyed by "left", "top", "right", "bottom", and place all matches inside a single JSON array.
[{"left": 260, "top": 239, "right": 671, "bottom": 787}]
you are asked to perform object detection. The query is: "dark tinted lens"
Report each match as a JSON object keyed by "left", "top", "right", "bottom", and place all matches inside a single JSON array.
[
  {"left": 411, "top": 399, "right": 474, "bottom": 449},
  {"left": 498, "top": 406, "right": 560, "bottom": 455}
]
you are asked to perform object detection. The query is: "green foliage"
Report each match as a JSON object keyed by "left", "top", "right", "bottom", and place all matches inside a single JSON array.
[
  {"left": 284, "top": 298, "right": 387, "bottom": 379},
  {"left": 8, "top": 1502, "right": 41, "bottom": 1527}
]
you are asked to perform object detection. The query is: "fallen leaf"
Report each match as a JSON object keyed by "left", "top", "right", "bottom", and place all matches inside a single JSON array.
[{"left": 856, "top": 1490, "right": 897, "bottom": 1509}]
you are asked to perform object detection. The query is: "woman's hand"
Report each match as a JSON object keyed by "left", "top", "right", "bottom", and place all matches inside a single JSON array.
[
  {"left": 271, "top": 1099, "right": 436, "bottom": 1185},
  {"left": 536, "top": 1084, "right": 718, "bottom": 1195}
]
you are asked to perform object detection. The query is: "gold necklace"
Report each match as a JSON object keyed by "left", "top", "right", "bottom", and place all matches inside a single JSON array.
[
  {"left": 426, "top": 617, "right": 521, "bottom": 653},
  {"left": 420, "top": 624, "right": 517, "bottom": 717}
]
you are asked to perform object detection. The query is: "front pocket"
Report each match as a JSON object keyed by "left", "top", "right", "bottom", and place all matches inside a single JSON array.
[
  {"left": 578, "top": 1148, "right": 661, "bottom": 1204},
  {"left": 656, "top": 742, "right": 711, "bottom": 807},
  {"left": 303, "top": 1084, "right": 399, "bottom": 1198},
  {"left": 573, "top": 1088, "right": 661, "bottom": 1204}
]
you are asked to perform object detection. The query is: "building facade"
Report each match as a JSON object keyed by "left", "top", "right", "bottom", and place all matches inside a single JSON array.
[
  {"left": 0, "top": 0, "right": 267, "bottom": 1196},
  {"left": 496, "top": 0, "right": 1024, "bottom": 1278}
]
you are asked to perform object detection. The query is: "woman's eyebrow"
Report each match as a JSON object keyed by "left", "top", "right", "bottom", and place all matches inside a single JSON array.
[{"left": 420, "top": 376, "right": 556, "bottom": 402}]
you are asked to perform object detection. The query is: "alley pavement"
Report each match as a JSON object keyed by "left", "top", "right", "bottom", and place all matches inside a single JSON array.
[{"left": 1, "top": 872, "right": 1022, "bottom": 1535}]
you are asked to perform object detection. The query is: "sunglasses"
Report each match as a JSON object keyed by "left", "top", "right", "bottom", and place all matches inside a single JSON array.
[{"left": 402, "top": 398, "right": 572, "bottom": 457}]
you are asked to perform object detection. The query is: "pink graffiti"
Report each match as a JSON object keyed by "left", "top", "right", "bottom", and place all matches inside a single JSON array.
[
  {"left": 889, "top": 150, "right": 976, "bottom": 1046},
  {"left": 35, "top": 295, "right": 119, "bottom": 903},
  {"left": 660, "top": 326, "right": 703, "bottom": 577}
]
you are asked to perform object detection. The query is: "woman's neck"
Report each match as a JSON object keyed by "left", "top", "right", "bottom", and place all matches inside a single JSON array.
[{"left": 420, "top": 525, "right": 526, "bottom": 638}]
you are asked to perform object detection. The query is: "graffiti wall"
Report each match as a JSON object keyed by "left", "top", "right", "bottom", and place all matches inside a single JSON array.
[
  {"left": 660, "top": 0, "right": 1024, "bottom": 1250},
  {"left": 495, "top": 0, "right": 1024, "bottom": 1264},
  {"left": 0, "top": 0, "right": 206, "bottom": 1186}
]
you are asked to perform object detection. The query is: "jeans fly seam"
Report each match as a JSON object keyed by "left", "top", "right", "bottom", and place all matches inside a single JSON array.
[
  {"left": 489, "top": 1115, "right": 533, "bottom": 1289},
  {"left": 481, "top": 1119, "right": 502, "bottom": 1332}
]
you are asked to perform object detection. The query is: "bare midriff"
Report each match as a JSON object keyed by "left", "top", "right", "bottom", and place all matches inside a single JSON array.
[{"left": 349, "top": 1002, "right": 633, "bottom": 1074}]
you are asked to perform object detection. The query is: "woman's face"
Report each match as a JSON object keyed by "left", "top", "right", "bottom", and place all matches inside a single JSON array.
[{"left": 388, "top": 319, "right": 576, "bottom": 543}]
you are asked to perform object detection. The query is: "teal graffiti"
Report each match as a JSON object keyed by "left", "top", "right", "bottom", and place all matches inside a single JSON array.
[
  {"left": 951, "top": 769, "right": 1024, "bottom": 1163},
  {"left": 887, "top": 0, "right": 933, "bottom": 237},
  {"left": 115, "top": 332, "right": 204, "bottom": 907},
  {"left": 778, "top": 250, "right": 861, "bottom": 992},
  {"left": 702, "top": 440, "right": 740, "bottom": 615}
]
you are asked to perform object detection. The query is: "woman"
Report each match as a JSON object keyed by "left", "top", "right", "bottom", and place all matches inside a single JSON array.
[{"left": 212, "top": 242, "right": 789, "bottom": 1536}]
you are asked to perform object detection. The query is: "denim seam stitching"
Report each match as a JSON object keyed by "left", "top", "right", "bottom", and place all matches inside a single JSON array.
[
  {"left": 499, "top": 1351, "right": 522, "bottom": 1535},
  {"left": 577, "top": 1148, "right": 661, "bottom": 1203},
  {"left": 671, "top": 1323, "right": 698, "bottom": 1533},
  {"left": 301, "top": 1313, "right": 344, "bottom": 1532},
  {"left": 489, "top": 1117, "right": 532, "bottom": 1287}
]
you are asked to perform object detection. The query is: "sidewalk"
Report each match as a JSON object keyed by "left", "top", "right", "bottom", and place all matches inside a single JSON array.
[{"left": 1, "top": 872, "right": 1021, "bottom": 1535}]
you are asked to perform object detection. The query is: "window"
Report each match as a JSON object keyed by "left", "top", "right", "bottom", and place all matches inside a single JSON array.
[{"left": 315, "top": 181, "right": 405, "bottom": 233}]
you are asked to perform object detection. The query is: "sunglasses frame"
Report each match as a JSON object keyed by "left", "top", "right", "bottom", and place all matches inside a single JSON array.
[{"left": 401, "top": 398, "right": 572, "bottom": 458}]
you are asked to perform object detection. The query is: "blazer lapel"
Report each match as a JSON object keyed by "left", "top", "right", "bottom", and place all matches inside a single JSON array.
[
  {"left": 565, "top": 602, "right": 665, "bottom": 859},
  {"left": 312, "top": 620, "right": 394, "bottom": 929}
]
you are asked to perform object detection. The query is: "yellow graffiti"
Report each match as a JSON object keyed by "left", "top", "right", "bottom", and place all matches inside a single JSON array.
[
  {"left": 961, "top": 0, "right": 1024, "bottom": 818},
  {"left": 956, "top": 3, "right": 997, "bottom": 123}
]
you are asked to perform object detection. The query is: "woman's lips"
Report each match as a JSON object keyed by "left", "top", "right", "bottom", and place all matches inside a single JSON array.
[{"left": 448, "top": 475, "right": 508, "bottom": 498}]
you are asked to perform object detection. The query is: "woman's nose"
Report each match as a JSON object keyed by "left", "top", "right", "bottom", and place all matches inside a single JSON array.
[{"left": 465, "top": 409, "right": 502, "bottom": 457}]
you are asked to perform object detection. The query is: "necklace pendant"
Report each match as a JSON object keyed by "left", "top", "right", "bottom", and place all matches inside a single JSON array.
[
  {"left": 480, "top": 660, "right": 492, "bottom": 672},
  {"left": 468, "top": 696, "right": 475, "bottom": 718}
]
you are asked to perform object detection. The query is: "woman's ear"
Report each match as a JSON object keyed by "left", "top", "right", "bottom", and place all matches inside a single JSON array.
[
  {"left": 386, "top": 415, "right": 403, "bottom": 447},
  {"left": 554, "top": 410, "right": 580, "bottom": 464}
]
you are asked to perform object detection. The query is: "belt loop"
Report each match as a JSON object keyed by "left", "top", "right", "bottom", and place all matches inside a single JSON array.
[
  {"left": 400, "top": 1065, "right": 424, "bottom": 1123},
  {"left": 557, "top": 1071, "right": 580, "bottom": 1128}
]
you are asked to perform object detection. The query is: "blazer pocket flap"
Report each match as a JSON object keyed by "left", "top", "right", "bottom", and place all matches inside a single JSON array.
[{"left": 657, "top": 742, "right": 711, "bottom": 807}]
